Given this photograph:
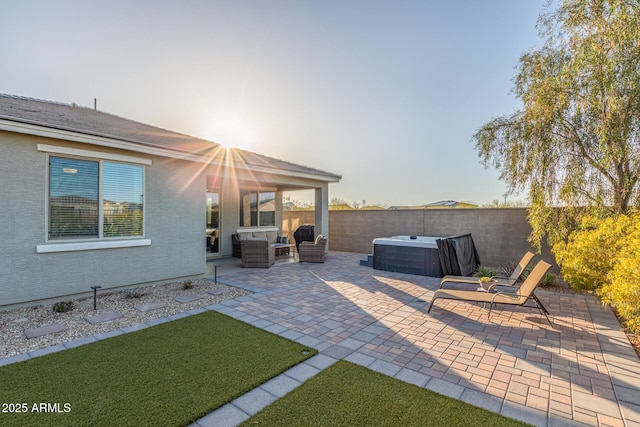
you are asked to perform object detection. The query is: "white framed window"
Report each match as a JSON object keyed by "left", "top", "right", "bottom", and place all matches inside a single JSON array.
[
  {"left": 240, "top": 191, "right": 275, "bottom": 227},
  {"left": 37, "top": 145, "right": 150, "bottom": 251},
  {"left": 48, "top": 156, "right": 100, "bottom": 239}
]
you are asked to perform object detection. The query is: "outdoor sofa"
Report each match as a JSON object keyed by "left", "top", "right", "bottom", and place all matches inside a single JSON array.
[{"left": 232, "top": 227, "right": 288, "bottom": 258}]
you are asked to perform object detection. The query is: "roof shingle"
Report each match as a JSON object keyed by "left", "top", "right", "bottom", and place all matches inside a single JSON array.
[{"left": 0, "top": 94, "right": 340, "bottom": 181}]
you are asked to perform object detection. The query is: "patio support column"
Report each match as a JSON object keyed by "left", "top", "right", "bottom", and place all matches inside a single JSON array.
[
  {"left": 275, "top": 190, "right": 283, "bottom": 231},
  {"left": 220, "top": 174, "right": 240, "bottom": 257},
  {"left": 314, "top": 184, "right": 329, "bottom": 252}
]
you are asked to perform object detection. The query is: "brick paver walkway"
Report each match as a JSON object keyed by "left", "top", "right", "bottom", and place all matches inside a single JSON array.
[{"left": 206, "top": 252, "right": 640, "bottom": 427}]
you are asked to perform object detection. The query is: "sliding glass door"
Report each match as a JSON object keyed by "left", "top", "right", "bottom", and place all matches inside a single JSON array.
[{"left": 206, "top": 192, "right": 220, "bottom": 256}]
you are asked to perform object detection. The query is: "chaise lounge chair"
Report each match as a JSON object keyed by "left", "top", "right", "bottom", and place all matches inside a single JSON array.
[
  {"left": 439, "top": 251, "right": 536, "bottom": 289},
  {"left": 427, "top": 260, "right": 552, "bottom": 324}
]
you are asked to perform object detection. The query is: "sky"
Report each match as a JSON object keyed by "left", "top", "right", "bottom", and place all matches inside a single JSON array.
[{"left": 2, "top": 0, "right": 551, "bottom": 207}]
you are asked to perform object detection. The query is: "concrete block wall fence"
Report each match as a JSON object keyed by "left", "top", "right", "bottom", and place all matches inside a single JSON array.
[{"left": 283, "top": 208, "right": 558, "bottom": 271}]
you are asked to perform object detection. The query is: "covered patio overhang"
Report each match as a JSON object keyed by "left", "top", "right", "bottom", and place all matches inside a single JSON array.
[{"left": 202, "top": 147, "right": 341, "bottom": 256}]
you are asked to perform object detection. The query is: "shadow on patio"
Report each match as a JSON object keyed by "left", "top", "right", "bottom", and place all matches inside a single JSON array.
[{"left": 211, "top": 252, "right": 640, "bottom": 427}]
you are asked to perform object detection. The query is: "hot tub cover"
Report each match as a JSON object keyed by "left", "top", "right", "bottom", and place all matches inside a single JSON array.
[{"left": 436, "top": 234, "right": 480, "bottom": 276}]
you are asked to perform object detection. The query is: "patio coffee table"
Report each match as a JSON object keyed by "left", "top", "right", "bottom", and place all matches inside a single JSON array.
[{"left": 273, "top": 243, "right": 295, "bottom": 259}]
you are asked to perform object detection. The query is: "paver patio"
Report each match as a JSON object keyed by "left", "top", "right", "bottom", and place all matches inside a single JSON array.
[
  {"left": 3, "top": 253, "right": 639, "bottom": 426},
  {"left": 208, "top": 252, "right": 640, "bottom": 427}
]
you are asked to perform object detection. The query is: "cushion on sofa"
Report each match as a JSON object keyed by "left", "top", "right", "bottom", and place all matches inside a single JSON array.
[
  {"left": 252, "top": 231, "right": 267, "bottom": 240},
  {"left": 266, "top": 231, "right": 279, "bottom": 243}
]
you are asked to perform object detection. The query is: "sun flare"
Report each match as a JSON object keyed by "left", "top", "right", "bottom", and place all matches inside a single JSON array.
[{"left": 201, "top": 114, "right": 258, "bottom": 151}]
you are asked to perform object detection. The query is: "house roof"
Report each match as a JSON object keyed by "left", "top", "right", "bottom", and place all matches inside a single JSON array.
[
  {"left": 389, "top": 200, "right": 478, "bottom": 209},
  {"left": 424, "top": 200, "right": 462, "bottom": 207},
  {"left": 423, "top": 200, "right": 478, "bottom": 208},
  {"left": 0, "top": 94, "right": 341, "bottom": 182}
]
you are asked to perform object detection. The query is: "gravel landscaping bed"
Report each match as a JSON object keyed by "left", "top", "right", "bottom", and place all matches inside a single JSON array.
[{"left": 0, "top": 279, "right": 251, "bottom": 359}]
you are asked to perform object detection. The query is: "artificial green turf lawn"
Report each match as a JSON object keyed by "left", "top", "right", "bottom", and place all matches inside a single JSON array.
[
  {"left": 242, "top": 361, "right": 532, "bottom": 427},
  {"left": 0, "top": 311, "right": 315, "bottom": 427}
]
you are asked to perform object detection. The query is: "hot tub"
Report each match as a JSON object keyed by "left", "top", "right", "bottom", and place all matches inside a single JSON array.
[{"left": 372, "top": 235, "right": 443, "bottom": 277}]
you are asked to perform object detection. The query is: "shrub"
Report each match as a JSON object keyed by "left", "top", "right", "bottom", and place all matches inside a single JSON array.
[
  {"left": 598, "top": 220, "right": 640, "bottom": 335},
  {"left": 122, "top": 287, "right": 141, "bottom": 299},
  {"left": 182, "top": 280, "right": 194, "bottom": 290},
  {"left": 540, "top": 273, "right": 555, "bottom": 287},
  {"left": 496, "top": 260, "right": 517, "bottom": 278},
  {"left": 552, "top": 215, "right": 635, "bottom": 291},
  {"left": 53, "top": 301, "right": 74, "bottom": 313},
  {"left": 553, "top": 213, "right": 640, "bottom": 335},
  {"left": 474, "top": 266, "right": 496, "bottom": 278}
]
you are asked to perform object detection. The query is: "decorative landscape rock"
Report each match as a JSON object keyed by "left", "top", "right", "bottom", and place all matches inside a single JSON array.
[
  {"left": 85, "top": 311, "right": 123, "bottom": 324},
  {"left": 0, "top": 279, "right": 250, "bottom": 359},
  {"left": 24, "top": 323, "right": 68, "bottom": 339},
  {"left": 174, "top": 294, "right": 202, "bottom": 304},
  {"left": 134, "top": 302, "right": 168, "bottom": 312}
]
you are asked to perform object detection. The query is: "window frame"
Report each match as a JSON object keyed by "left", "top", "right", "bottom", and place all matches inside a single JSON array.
[
  {"left": 240, "top": 190, "right": 276, "bottom": 227},
  {"left": 48, "top": 155, "right": 100, "bottom": 240},
  {"left": 36, "top": 144, "right": 151, "bottom": 253}
]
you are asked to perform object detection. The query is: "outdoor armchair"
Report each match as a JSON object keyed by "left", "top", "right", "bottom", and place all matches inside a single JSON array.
[
  {"left": 298, "top": 235, "right": 327, "bottom": 263},
  {"left": 428, "top": 260, "right": 552, "bottom": 324},
  {"left": 439, "top": 251, "right": 536, "bottom": 289},
  {"left": 240, "top": 239, "right": 275, "bottom": 268}
]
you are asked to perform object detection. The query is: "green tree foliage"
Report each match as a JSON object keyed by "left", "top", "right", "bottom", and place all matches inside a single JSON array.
[
  {"left": 103, "top": 210, "right": 143, "bottom": 237},
  {"left": 283, "top": 195, "right": 313, "bottom": 211},
  {"left": 329, "top": 197, "right": 355, "bottom": 210},
  {"left": 482, "top": 199, "right": 529, "bottom": 208},
  {"left": 474, "top": 0, "right": 640, "bottom": 248}
]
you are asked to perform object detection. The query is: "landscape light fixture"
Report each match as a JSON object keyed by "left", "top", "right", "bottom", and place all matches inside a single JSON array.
[{"left": 90, "top": 286, "right": 102, "bottom": 310}]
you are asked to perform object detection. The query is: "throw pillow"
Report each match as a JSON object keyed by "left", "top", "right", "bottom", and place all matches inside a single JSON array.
[{"left": 266, "top": 231, "right": 278, "bottom": 243}]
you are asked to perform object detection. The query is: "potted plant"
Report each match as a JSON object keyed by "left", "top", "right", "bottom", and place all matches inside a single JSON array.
[{"left": 478, "top": 276, "right": 498, "bottom": 292}]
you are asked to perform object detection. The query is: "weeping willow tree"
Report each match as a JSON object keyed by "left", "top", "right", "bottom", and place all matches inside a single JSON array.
[{"left": 474, "top": 0, "right": 640, "bottom": 249}]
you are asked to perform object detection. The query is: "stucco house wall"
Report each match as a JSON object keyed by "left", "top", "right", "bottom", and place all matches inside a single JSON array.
[
  {"left": 0, "top": 132, "right": 206, "bottom": 307},
  {"left": 0, "top": 94, "right": 341, "bottom": 308}
]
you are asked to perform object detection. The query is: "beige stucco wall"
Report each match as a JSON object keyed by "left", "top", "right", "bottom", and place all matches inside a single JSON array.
[
  {"left": 282, "top": 210, "right": 315, "bottom": 242},
  {"left": 283, "top": 209, "right": 557, "bottom": 269}
]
